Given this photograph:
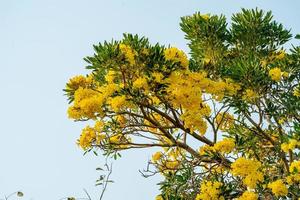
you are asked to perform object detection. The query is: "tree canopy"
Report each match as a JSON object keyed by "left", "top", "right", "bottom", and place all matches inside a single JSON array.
[{"left": 65, "top": 8, "right": 300, "bottom": 200}]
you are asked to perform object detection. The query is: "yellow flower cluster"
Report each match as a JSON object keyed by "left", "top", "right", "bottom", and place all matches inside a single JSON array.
[
  {"left": 290, "top": 160, "right": 300, "bottom": 173},
  {"left": 133, "top": 77, "right": 149, "bottom": 90},
  {"left": 108, "top": 133, "right": 131, "bottom": 149},
  {"left": 285, "top": 160, "right": 300, "bottom": 184},
  {"left": 281, "top": 139, "right": 298, "bottom": 153},
  {"left": 213, "top": 138, "right": 235, "bottom": 154},
  {"left": 268, "top": 179, "right": 288, "bottom": 197},
  {"left": 119, "top": 43, "right": 136, "bottom": 66},
  {"left": 77, "top": 122, "right": 106, "bottom": 150},
  {"left": 105, "top": 70, "right": 117, "bottom": 83},
  {"left": 180, "top": 110, "right": 208, "bottom": 134},
  {"left": 211, "top": 79, "right": 241, "bottom": 100},
  {"left": 195, "top": 181, "right": 224, "bottom": 200},
  {"left": 163, "top": 148, "right": 185, "bottom": 170},
  {"left": 269, "top": 67, "right": 282, "bottom": 82},
  {"left": 199, "top": 138, "right": 235, "bottom": 157},
  {"left": 107, "top": 95, "right": 127, "bottom": 112},
  {"left": 199, "top": 144, "right": 213, "bottom": 156},
  {"left": 165, "top": 70, "right": 240, "bottom": 135},
  {"left": 68, "top": 88, "right": 105, "bottom": 119},
  {"left": 77, "top": 126, "right": 96, "bottom": 150},
  {"left": 166, "top": 71, "right": 206, "bottom": 109},
  {"left": 66, "top": 75, "right": 94, "bottom": 91},
  {"left": 152, "top": 148, "right": 186, "bottom": 174},
  {"left": 231, "top": 157, "right": 263, "bottom": 188},
  {"left": 237, "top": 191, "right": 258, "bottom": 200},
  {"left": 164, "top": 47, "right": 189, "bottom": 69}
]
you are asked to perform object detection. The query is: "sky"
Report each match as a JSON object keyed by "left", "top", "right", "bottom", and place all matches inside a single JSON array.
[{"left": 0, "top": 0, "right": 300, "bottom": 199}]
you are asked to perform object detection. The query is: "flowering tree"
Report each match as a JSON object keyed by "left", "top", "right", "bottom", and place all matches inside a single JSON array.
[{"left": 65, "top": 8, "right": 300, "bottom": 200}]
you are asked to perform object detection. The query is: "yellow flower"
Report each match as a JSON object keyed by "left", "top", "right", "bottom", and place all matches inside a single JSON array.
[
  {"left": 133, "top": 77, "right": 148, "bottom": 90},
  {"left": 243, "top": 172, "right": 264, "bottom": 188},
  {"left": 231, "top": 157, "right": 263, "bottom": 188},
  {"left": 201, "top": 14, "right": 210, "bottom": 21},
  {"left": 152, "top": 152, "right": 163, "bottom": 162},
  {"left": 105, "top": 70, "right": 117, "bottom": 83},
  {"left": 68, "top": 87, "right": 105, "bottom": 119},
  {"left": 290, "top": 160, "right": 300, "bottom": 173},
  {"left": 77, "top": 126, "right": 96, "bottom": 150},
  {"left": 281, "top": 143, "right": 290, "bottom": 153},
  {"left": 94, "top": 120, "right": 104, "bottom": 131},
  {"left": 281, "top": 139, "right": 298, "bottom": 153},
  {"left": 109, "top": 133, "right": 122, "bottom": 144},
  {"left": 213, "top": 138, "right": 235, "bottom": 154},
  {"left": 195, "top": 181, "right": 224, "bottom": 200},
  {"left": 107, "top": 95, "right": 127, "bottom": 112},
  {"left": 164, "top": 47, "right": 189, "bottom": 69},
  {"left": 269, "top": 67, "right": 282, "bottom": 82},
  {"left": 237, "top": 191, "right": 258, "bottom": 200},
  {"left": 199, "top": 145, "right": 214, "bottom": 156},
  {"left": 180, "top": 110, "right": 208, "bottom": 134},
  {"left": 152, "top": 72, "right": 164, "bottom": 82},
  {"left": 119, "top": 43, "right": 136, "bottom": 66},
  {"left": 155, "top": 195, "right": 163, "bottom": 200},
  {"left": 165, "top": 160, "right": 180, "bottom": 169},
  {"left": 66, "top": 75, "right": 93, "bottom": 91},
  {"left": 268, "top": 179, "right": 288, "bottom": 197},
  {"left": 231, "top": 157, "right": 261, "bottom": 177}
]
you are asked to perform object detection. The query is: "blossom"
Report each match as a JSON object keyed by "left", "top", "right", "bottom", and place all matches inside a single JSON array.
[
  {"left": 231, "top": 157, "right": 261, "bottom": 177},
  {"left": 155, "top": 195, "right": 163, "bottom": 200},
  {"left": 281, "top": 139, "right": 298, "bottom": 153},
  {"left": 66, "top": 75, "right": 93, "bottom": 91},
  {"left": 290, "top": 160, "right": 300, "bottom": 173},
  {"left": 195, "top": 181, "right": 224, "bottom": 200},
  {"left": 119, "top": 43, "right": 136, "bottom": 66},
  {"left": 231, "top": 157, "right": 263, "bottom": 188},
  {"left": 133, "top": 77, "right": 148, "bottom": 90},
  {"left": 268, "top": 180, "right": 288, "bottom": 197},
  {"left": 237, "top": 191, "right": 258, "bottom": 200},
  {"left": 269, "top": 67, "right": 282, "bottom": 82},
  {"left": 152, "top": 152, "right": 163, "bottom": 162},
  {"left": 68, "top": 87, "right": 105, "bottom": 119},
  {"left": 107, "top": 95, "right": 127, "bottom": 112},
  {"left": 164, "top": 47, "right": 189, "bottom": 68},
  {"left": 213, "top": 138, "right": 235, "bottom": 154},
  {"left": 78, "top": 126, "right": 96, "bottom": 150}
]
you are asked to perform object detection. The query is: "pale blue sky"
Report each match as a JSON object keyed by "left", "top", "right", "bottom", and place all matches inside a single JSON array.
[{"left": 0, "top": 0, "right": 299, "bottom": 199}]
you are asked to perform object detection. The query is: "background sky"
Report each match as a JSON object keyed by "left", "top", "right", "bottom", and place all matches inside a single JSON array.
[{"left": 0, "top": 0, "right": 300, "bottom": 199}]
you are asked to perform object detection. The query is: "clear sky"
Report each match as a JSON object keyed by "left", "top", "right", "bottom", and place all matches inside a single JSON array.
[{"left": 0, "top": 0, "right": 299, "bottom": 199}]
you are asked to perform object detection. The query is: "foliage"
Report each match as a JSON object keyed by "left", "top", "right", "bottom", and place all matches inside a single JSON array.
[{"left": 65, "top": 8, "right": 300, "bottom": 200}]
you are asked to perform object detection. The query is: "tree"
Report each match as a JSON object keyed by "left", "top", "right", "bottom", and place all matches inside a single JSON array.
[{"left": 64, "top": 8, "right": 300, "bottom": 200}]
